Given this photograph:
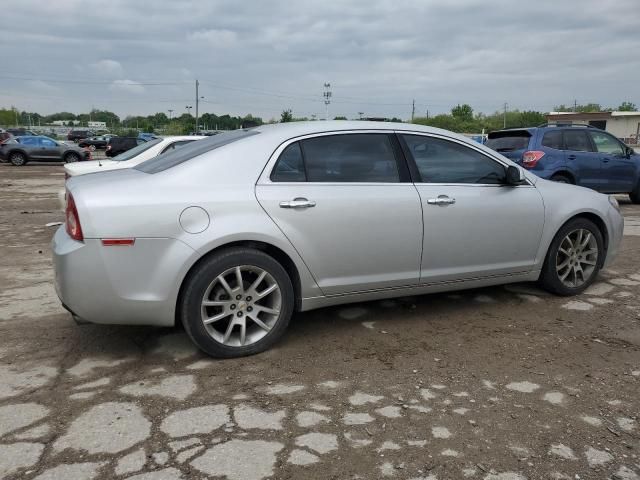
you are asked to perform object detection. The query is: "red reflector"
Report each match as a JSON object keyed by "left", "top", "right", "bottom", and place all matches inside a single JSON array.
[
  {"left": 102, "top": 238, "right": 135, "bottom": 246},
  {"left": 522, "top": 150, "right": 545, "bottom": 168}
]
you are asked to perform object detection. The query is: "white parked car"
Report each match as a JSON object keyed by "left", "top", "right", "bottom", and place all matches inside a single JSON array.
[{"left": 64, "top": 136, "right": 206, "bottom": 177}]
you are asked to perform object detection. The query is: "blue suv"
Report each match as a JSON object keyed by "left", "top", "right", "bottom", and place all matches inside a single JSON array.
[{"left": 486, "top": 124, "right": 640, "bottom": 203}]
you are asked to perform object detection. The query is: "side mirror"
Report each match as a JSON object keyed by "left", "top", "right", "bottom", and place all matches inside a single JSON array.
[
  {"left": 626, "top": 146, "right": 635, "bottom": 158},
  {"left": 505, "top": 165, "right": 525, "bottom": 185}
]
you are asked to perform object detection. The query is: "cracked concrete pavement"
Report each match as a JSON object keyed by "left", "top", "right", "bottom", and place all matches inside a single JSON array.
[{"left": 0, "top": 164, "right": 639, "bottom": 480}]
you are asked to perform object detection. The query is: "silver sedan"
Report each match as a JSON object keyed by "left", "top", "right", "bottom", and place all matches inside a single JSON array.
[{"left": 52, "top": 122, "right": 624, "bottom": 357}]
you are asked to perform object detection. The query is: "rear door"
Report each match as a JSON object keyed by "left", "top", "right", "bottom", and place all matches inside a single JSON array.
[
  {"left": 589, "top": 130, "right": 636, "bottom": 193},
  {"left": 256, "top": 132, "right": 423, "bottom": 295},
  {"left": 19, "top": 137, "right": 41, "bottom": 159},
  {"left": 485, "top": 130, "right": 532, "bottom": 163},
  {"left": 562, "top": 130, "right": 602, "bottom": 190}
]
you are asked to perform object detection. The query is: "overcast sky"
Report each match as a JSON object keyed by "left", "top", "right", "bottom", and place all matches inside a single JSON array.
[{"left": 1, "top": 0, "right": 639, "bottom": 120}]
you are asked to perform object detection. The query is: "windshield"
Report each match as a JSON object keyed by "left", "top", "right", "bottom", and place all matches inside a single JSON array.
[
  {"left": 112, "top": 138, "right": 161, "bottom": 162},
  {"left": 136, "top": 129, "right": 259, "bottom": 173}
]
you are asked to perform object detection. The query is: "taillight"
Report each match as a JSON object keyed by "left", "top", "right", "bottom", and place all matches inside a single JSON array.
[
  {"left": 522, "top": 150, "right": 545, "bottom": 168},
  {"left": 106, "top": 145, "right": 111, "bottom": 151},
  {"left": 65, "top": 192, "right": 83, "bottom": 241}
]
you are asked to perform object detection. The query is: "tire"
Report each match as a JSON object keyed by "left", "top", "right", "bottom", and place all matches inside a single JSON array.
[
  {"left": 180, "top": 248, "right": 295, "bottom": 358},
  {"left": 629, "top": 183, "right": 640, "bottom": 204},
  {"left": 550, "top": 174, "right": 572, "bottom": 184},
  {"left": 65, "top": 153, "right": 80, "bottom": 163},
  {"left": 539, "top": 218, "right": 604, "bottom": 296},
  {"left": 9, "top": 151, "right": 27, "bottom": 166}
]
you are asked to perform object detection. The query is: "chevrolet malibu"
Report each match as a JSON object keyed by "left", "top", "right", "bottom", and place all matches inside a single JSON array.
[{"left": 53, "top": 122, "right": 624, "bottom": 358}]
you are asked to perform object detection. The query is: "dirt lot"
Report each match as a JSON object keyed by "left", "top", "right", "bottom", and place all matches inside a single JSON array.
[{"left": 0, "top": 163, "right": 638, "bottom": 480}]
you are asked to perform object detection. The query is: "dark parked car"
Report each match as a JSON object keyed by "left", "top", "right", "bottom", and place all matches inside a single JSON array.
[
  {"left": 6, "top": 128, "right": 36, "bottom": 136},
  {"left": 105, "top": 136, "right": 145, "bottom": 157},
  {"left": 78, "top": 135, "right": 116, "bottom": 151},
  {"left": 486, "top": 124, "right": 640, "bottom": 203},
  {"left": 67, "top": 130, "right": 95, "bottom": 142},
  {"left": 0, "top": 136, "right": 89, "bottom": 166}
]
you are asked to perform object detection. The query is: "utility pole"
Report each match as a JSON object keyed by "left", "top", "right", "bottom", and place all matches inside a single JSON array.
[
  {"left": 573, "top": 99, "right": 577, "bottom": 112},
  {"left": 411, "top": 99, "right": 415, "bottom": 122},
  {"left": 323, "top": 83, "right": 332, "bottom": 121},
  {"left": 168, "top": 109, "right": 173, "bottom": 121},
  {"left": 503, "top": 102, "right": 508, "bottom": 128},
  {"left": 358, "top": 112, "right": 364, "bottom": 120},
  {"left": 195, "top": 79, "right": 199, "bottom": 134},
  {"left": 426, "top": 109, "right": 430, "bottom": 119}
]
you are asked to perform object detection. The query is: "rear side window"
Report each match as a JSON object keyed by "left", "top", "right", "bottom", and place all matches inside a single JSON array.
[
  {"left": 563, "top": 131, "right": 593, "bottom": 152},
  {"left": 403, "top": 135, "right": 506, "bottom": 184},
  {"left": 40, "top": 138, "right": 56, "bottom": 147},
  {"left": 271, "top": 142, "right": 306, "bottom": 182},
  {"left": 136, "top": 129, "right": 260, "bottom": 173},
  {"left": 301, "top": 134, "right": 399, "bottom": 182},
  {"left": 541, "top": 130, "right": 563, "bottom": 149},
  {"left": 590, "top": 131, "right": 624, "bottom": 155},
  {"left": 485, "top": 131, "right": 531, "bottom": 152}
]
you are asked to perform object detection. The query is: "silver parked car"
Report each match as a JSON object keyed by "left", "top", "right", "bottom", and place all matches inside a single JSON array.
[
  {"left": 0, "top": 135, "right": 89, "bottom": 165},
  {"left": 53, "top": 122, "right": 624, "bottom": 357}
]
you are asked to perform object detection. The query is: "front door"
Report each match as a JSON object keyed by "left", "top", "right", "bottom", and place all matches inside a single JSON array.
[
  {"left": 399, "top": 133, "right": 545, "bottom": 283},
  {"left": 256, "top": 132, "right": 423, "bottom": 295},
  {"left": 589, "top": 130, "right": 636, "bottom": 193},
  {"left": 38, "top": 137, "right": 62, "bottom": 161}
]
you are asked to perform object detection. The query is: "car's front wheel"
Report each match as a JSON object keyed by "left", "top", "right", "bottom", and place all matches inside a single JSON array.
[
  {"left": 180, "top": 248, "right": 294, "bottom": 358},
  {"left": 9, "top": 152, "right": 27, "bottom": 166},
  {"left": 539, "top": 218, "right": 603, "bottom": 296}
]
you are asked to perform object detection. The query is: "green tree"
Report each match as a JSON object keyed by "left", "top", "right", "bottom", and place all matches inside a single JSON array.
[
  {"left": 617, "top": 101, "right": 637, "bottom": 112},
  {"left": 280, "top": 109, "right": 293, "bottom": 123},
  {"left": 451, "top": 104, "right": 473, "bottom": 121}
]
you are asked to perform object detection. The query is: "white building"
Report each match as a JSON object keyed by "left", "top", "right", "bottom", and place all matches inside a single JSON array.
[
  {"left": 87, "top": 121, "right": 107, "bottom": 129},
  {"left": 546, "top": 111, "right": 640, "bottom": 145}
]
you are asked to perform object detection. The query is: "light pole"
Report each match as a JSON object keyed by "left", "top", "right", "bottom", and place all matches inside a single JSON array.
[
  {"left": 323, "top": 83, "right": 332, "bottom": 121},
  {"left": 168, "top": 109, "right": 173, "bottom": 121},
  {"left": 185, "top": 106, "right": 193, "bottom": 133},
  {"left": 358, "top": 112, "right": 364, "bottom": 120}
]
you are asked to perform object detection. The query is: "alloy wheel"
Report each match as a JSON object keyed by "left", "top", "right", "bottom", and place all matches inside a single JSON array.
[
  {"left": 555, "top": 228, "right": 598, "bottom": 288},
  {"left": 200, "top": 265, "right": 282, "bottom": 347}
]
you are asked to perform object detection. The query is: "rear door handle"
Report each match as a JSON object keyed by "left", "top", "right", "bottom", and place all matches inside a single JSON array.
[
  {"left": 427, "top": 195, "right": 456, "bottom": 206},
  {"left": 279, "top": 198, "right": 316, "bottom": 209},
  {"left": 567, "top": 155, "right": 577, "bottom": 160}
]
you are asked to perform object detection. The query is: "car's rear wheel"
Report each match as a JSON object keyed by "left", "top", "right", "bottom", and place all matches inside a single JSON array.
[
  {"left": 550, "top": 173, "right": 573, "bottom": 184},
  {"left": 629, "top": 183, "right": 640, "bottom": 204},
  {"left": 180, "top": 248, "right": 294, "bottom": 358},
  {"left": 9, "top": 152, "right": 26, "bottom": 166},
  {"left": 539, "top": 218, "right": 603, "bottom": 296},
  {"left": 65, "top": 152, "right": 80, "bottom": 163}
]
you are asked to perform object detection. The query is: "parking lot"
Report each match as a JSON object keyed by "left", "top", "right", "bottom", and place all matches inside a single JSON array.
[{"left": 0, "top": 163, "right": 638, "bottom": 480}]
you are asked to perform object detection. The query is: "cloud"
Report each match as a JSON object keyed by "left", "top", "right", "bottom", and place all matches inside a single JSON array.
[
  {"left": 109, "top": 79, "right": 145, "bottom": 94},
  {"left": 90, "top": 59, "right": 124, "bottom": 77},
  {"left": 188, "top": 29, "right": 238, "bottom": 47},
  {"left": 26, "top": 80, "right": 59, "bottom": 93}
]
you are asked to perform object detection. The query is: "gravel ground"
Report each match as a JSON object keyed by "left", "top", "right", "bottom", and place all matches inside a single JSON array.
[{"left": 0, "top": 163, "right": 638, "bottom": 480}]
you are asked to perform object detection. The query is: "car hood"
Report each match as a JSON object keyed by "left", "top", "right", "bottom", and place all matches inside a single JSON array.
[{"left": 64, "top": 159, "right": 127, "bottom": 177}]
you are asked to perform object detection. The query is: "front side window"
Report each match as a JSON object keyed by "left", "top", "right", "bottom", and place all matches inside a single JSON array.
[
  {"left": 300, "top": 134, "right": 399, "bottom": 182},
  {"left": 563, "top": 131, "right": 593, "bottom": 152},
  {"left": 403, "top": 135, "right": 506, "bottom": 184},
  {"left": 590, "top": 131, "right": 624, "bottom": 155},
  {"left": 271, "top": 142, "right": 306, "bottom": 182}
]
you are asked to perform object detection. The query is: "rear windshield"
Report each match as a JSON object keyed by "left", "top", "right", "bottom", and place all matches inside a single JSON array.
[
  {"left": 136, "top": 129, "right": 260, "bottom": 173},
  {"left": 113, "top": 138, "right": 161, "bottom": 162},
  {"left": 486, "top": 131, "right": 531, "bottom": 152}
]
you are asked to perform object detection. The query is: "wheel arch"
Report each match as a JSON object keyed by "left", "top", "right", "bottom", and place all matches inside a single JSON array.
[
  {"left": 8, "top": 148, "right": 30, "bottom": 160},
  {"left": 175, "top": 240, "right": 303, "bottom": 326},
  {"left": 550, "top": 170, "right": 576, "bottom": 184}
]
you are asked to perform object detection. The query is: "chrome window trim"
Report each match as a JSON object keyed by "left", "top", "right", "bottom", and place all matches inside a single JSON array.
[{"left": 258, "top": 129, "right": 406, "bottom": 185}]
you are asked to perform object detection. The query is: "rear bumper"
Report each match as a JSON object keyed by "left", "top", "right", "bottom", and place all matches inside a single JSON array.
[{"left": 52, "top": 226, "right": 196, "bottom": 327}]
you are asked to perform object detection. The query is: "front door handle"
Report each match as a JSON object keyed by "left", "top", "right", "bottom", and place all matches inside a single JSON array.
[
  {"left": 427, "top": 195, "right": 456, "bottom": 206},
  {"left": 567, "top": 154, "right": 577, "bottom": 160},
  {"left": 279, "top": 198, "right": 316, "bottom": 209}
]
